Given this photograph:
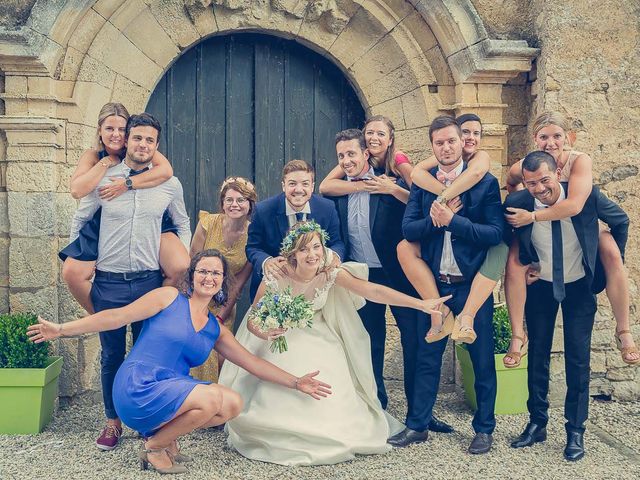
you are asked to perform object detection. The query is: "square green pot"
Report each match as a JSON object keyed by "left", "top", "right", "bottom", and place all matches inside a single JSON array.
[
  {"left": 0, "top": 356, "right": 63, "bottom": 434},
  {"left": 455, "top": 344, "right": 528, "bottom": 415}
]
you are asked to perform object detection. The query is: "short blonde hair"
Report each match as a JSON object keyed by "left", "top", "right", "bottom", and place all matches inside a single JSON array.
[
  {"left": 282, "top": 159, "right": 314, "bottom": 181},
  {"left": 95, "top": 102, "right": 129, "bottom": 150}
]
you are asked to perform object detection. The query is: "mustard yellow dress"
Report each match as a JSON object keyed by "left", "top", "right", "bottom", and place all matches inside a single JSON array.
[{"left": 190, "top": 211, "right": 249, "bottom": 382}]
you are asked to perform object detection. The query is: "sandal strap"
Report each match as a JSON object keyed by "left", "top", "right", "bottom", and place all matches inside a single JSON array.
[
  {"left": 503, "top": 351, "right": 522, "bottom": 362},
  {"left": 616, "top": 329, "right": 631, "bottom": 337},
  {"left": 511, "top": 334, "right": 526, "bottom": 342}
]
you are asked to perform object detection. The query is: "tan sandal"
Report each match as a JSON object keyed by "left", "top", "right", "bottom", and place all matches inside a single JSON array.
[
  {"left": 426, "top": 309, "right": 455, "bottom": 343},
  {"left": 451, "top": 313, "right": 477, "bottom": 344},
  {"left": 139, "top": 444, "right": 188, "bottom": 474},
  {"left": 615, "top": 330, "right": 640, "bottom": 366},
  {"left": 503, "top": 334, "right": 528, "bottom": 369}
]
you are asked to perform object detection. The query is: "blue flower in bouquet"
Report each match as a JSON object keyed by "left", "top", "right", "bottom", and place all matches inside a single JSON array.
[{"left": 248, "top": 286, "right": 314, "bottom": 353}]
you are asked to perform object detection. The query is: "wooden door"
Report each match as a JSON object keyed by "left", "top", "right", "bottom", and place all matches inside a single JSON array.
[{"left": 146, "top": 33, "right": 365, "bottom": 229}]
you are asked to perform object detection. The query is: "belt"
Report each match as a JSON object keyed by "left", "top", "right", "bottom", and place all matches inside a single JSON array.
[
  {"left": 438, "top": 273, "right": 466, "bottom": 284},
  {"left": 95, "top": 270, "right": 160, "bottom": 281}
]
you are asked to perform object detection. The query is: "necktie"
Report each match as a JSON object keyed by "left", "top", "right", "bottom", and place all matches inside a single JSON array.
[
  {"left": 436, "top": 169, "right": 459, "bottom": 184},
  {"left": 129, "top": 167, "right": 150, "bottom": 177},
  {"left": 295, "top": 212, "right": 305, "bottom": 222},
  {"left": 551, "top": 220, "right": 565, "bottom": 302}
]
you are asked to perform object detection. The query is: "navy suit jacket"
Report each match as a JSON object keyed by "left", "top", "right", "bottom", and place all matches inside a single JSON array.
[
  {"left": 246, "top": 193, "right": 345, "bottom": 300},
  {"left": 504, "top": 182, "right": 629, "bottom": 293},
  {"left": 402, "top": 164, "right": 504, "bottom": 281},
  {"left": 329, "top": 176, "right": 416, "bottom": 295}
]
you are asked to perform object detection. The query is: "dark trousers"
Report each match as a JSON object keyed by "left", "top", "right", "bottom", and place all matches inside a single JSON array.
[
  {"left": 407, "top": 280, "right": 497, "bottom": 434},
  {"left": 90, "top": 271, "right": 164, "bottom": 419},
  {"left": 358, "top": 267, "right": 419, "bottom": 414},
  {"left": 525, "top": 277, "right": 596, "bottom": 433}
]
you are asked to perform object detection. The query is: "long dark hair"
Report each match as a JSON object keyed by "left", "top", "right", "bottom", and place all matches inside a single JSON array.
[{"left": 181, "top": 249, "right": 233, "bottom": 307}]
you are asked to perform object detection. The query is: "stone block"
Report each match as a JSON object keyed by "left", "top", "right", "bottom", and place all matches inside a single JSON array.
[
  {"left": 477, "top": 83, "right": 502, "bottom": 104},
  {"left": 111, "top": 75, "right": 151, "bottom": 114},
  {"left": 6, "top": 162, "right": 58, "bottom": 192},
  {"left": 58, "top": 283, "right": 85, "bottom": 322},
  {"left": 0, "top": 237, "right": 8, "bottom": 288},
  {"left": 606, "top": 366, "right": 637, "bottom": 382},
  {"left": 329, "top": 7, "right": 391, "bottom": 74},
  {"left": 10, "top": 286, "right": 58, "bottom": 322},
  {"left": 401, "top": 86, "right": 439, "bottom": 130},
  {"left": 361, "top": 62, "right": 421, "bottom": 106},
  {"left": 611, "top": 377, "right": 640, "bottom": 401},
  {"left": 590, "top": 351, "right": 607, "bottom": 374},
  {"left": 7, "top": 192, "right": 57, "bottom": 236},
  {"left": 87, "top": 21, "right": 163, "bottom": 90},
  {"left": 4, "top": 76, "right": 27, "bottom": 95},
  {"left": 58, "top": 46, "right": 84, "bottom": 82},
  {"left": 57, "top": 335, "right": 102, "bottom": 397},
  {"left": 0, "top": 287, "right": 8, "bottom": 314},
  {"left": 349, "top": 35, "right": 413, "bottom": 87},
  {"left": 61, "top": 82, "right": 112, "bottom": 127},
  {"left": 6, "top": 145, "right": 64, "bottom": 163},
  {"left": 110, "top": 0, "right": 147, "bottom": 30},
  {"left": 65, "top": 122, "right": 100, "bottom": 151},
  {"left": 77, "top": 55, "right": 117, "bottom": 90},
  {"left": 9, "top": 238, "right": 58, "bottom": 289},
  {"left": 122, "top": 4, "right": 181, "bottom": 67},
  {"left": 0, "top": 192, "right": 8, "bottom": 235},
  {"left": 27, "top": 76, "right": 53, "bottom": 95},
  {"left": 501, "top": 84, "right": 530, "bottom": 125},
  {"left": 368, "top": 97, "right": 405, "bottom": 129},
  {"left": 56, "top": 193, "right": 77, "bottom": 236},
  {"left": 394, "top": 126, "right": 430, "bottom": 159},
  {"left": 455, "top": 83, "right": 478, "bottom": 104},
  {"left": 93, "top": 0, "right": 126, "bottom": 19},
  {"left": 68, "top": 8, "right": 105, "bottom": 54},
  {"left": 146, "top": 0, "right": 201, "bottom": 50},
  {"left": 399, "top": 10, "right": 438, "bottom": 54}
]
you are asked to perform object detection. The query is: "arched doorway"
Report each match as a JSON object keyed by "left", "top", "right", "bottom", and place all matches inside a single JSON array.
[{"left": 146, "top": 33, "right": 365, "bottom": 227}]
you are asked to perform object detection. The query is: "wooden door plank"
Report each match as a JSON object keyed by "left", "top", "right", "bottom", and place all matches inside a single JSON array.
[
  {"left": 313, "top": 63, "right": 343, "bottom": 184},
  {"left": 254, "top": 38, "right": 285, "bottom": 201},
  {"left": 197, "top": 37, "right": 227, "bottom": 216}
]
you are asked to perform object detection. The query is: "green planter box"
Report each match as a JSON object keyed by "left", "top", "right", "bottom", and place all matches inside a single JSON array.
[
  {"left": 455, "top": 344, "right": 528, "bottom": 415},
  {"left": 0, "top": 356, "right": 63, "bottom": 434}
]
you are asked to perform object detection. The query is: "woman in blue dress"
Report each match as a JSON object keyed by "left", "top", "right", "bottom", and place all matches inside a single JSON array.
[{"left": 28, "top": 249, "right": 331, "bottom": 475}]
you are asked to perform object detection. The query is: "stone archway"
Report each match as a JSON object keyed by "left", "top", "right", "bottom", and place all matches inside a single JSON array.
[{"left": 0, "top": 0, "right": 537, "bottom": 398}]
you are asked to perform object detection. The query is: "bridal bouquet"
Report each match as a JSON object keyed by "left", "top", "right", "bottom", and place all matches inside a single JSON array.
[{"left": 249, "top": 286, "right": 314, "bottom": 353}]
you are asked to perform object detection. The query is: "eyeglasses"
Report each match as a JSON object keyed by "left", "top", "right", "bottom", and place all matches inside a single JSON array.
[
  {"left": 223, "top": 197, "right": 247, "bottom": 205},
  {"left": 194, "top": 268, "right": 224, "bottom": 278}
]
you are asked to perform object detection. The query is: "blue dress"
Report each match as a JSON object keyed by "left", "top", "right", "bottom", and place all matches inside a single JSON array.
[{"left": 113, "top": 293, "right": 220, "bottom": 437}]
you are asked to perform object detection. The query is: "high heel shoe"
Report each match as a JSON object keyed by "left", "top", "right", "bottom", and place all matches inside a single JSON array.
[
  {"left": 139, "top": 446, "right": 188, "bottom": 474},
  {"left": 503, "top": 334, "right": 528, "bottom": 369},
  {"left": 169, "top": 440, "right": 193, "bottom": 463},
  {"left": 451, "top": 313, "right": 477, "bottom": 344},
  {"left": 615, "top": 330, "right": 640, "bottom": 366},
  {"left": 426, "top": 309, "right": 455, "bottom": 343}
]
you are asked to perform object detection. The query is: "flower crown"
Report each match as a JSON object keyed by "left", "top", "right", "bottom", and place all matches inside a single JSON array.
[
  {"left": 220, "top": 176, "right": 255, "bottom": 193},
  {"left": 280, "top": 220, "right": 329, "bottom": 256}
]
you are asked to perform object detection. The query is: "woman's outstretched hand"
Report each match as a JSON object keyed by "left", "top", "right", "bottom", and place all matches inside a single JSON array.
[
  {"left": 26, "top": 316, "right": 62, "bottom": 343},
  {"left": 419, "top": 295, "right": 453, "bottom": 315},
  {"left": 295, "top": 371, "right": 332, "bottom": 400}
]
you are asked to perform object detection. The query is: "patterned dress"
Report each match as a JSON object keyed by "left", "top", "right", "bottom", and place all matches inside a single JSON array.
[{"left": 190, "top": 211, "right": 249, "bottom": 382}]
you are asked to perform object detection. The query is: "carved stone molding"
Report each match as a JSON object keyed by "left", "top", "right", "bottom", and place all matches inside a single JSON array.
[{"left": 185, "top": 0, "right": 349, "bottom": 34}]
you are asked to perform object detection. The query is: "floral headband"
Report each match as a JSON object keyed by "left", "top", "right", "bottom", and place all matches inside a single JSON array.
[
  {"left": 220, "top": 176, "right": 255, "bottom": 193},
  {"left": 280, "top": 220, "right": 329, "bottom": 256}
]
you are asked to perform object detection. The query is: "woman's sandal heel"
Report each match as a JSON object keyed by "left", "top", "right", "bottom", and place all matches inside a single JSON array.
[
  {"left": 503, "top": 334, "right": 528, "bottom": 369},
  {"left": 615, "top": 330, "right": 640, "bottom": 366}
]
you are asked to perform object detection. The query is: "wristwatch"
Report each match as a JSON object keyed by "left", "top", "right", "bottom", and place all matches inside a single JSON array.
[{"left": 125, "top": 177, "right": 133, "bottom": 190}]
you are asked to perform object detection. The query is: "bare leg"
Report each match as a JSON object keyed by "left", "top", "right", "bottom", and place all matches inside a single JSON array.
[
  {"left": 159, "top": 232, "right": 190, "bottom": 287},
  {"left": 599, "top": 231, "right": 638, "bottom": 363},
  {"left": 61, "top": 258, "right": 95, "bottom": 314},
  {"left": 457, "top": 272, "right": 498, "bottom": 333},
  {"left": 145, "top": 384, "right": 242, "bottom": 469},
  {"left": 503, "top": 240, "right": 528, "bottom": 366},
  {"left": 397, "top": 239, "right": 447, "bottom": 337}
]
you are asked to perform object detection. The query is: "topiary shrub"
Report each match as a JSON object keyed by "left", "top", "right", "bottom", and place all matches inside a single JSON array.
[
  {"left": 0, "top": 313, "right": 50, "bottom": 368},
  {"left": 492, "top": 304, "right": 512, "bottom": 355}
]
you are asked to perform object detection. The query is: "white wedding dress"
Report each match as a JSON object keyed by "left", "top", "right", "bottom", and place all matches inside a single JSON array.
[{"left": 218, "top": 262, "right": 403, "bottom": 466}]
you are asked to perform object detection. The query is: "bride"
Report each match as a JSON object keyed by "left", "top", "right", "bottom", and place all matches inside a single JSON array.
[{"left": 219, "top": 221, "right": 450, "bottom": 466}]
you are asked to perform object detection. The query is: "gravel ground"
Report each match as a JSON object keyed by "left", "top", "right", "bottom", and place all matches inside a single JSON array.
[{"left": 1, "top": 380, "right": 638, "bottom": 480}]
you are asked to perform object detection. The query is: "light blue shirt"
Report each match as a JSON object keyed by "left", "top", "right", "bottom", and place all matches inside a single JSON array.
[
  {"left": 69, "top": 162, "right": 191, "bottom": 273},
  {"left": 347, "top": 167, "right": 382, "bottom": 268}
]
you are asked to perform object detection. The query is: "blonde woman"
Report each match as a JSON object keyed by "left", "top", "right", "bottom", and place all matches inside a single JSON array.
[{"left": 189, "top": 177, "right": 257, "bottom": 382}]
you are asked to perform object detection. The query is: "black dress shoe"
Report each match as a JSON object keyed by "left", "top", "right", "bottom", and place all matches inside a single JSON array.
[
  {"left": 510, "top": 423, "right": 547, "bottom": 448},
  {"left": 468, "top": 432, "right": 493, "bottom": 454},
  {"left": 428, "top": 415, "right": 454, "bottom": 433},
  {"left": 564, "top": 431, "right": 585, "bottom": 461},
  {"left": 387, "top": 427, "right": 428, "bottom": 447}
]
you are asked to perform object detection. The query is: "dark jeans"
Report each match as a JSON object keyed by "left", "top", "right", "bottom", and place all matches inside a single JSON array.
[
  {"left": 406, "top": 280, "right": 497, "bottom": 434},
  {"left": 90, "top": 271, "right": 164, "bottom": 419},
  {"left": 525, "top": 277, "right": 596, "bottom": 433},
  {"left": 358, "top": 267, "right": 419, "bottom": 415}
]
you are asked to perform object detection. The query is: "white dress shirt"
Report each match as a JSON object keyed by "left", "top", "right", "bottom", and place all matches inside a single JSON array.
[
  {"left": 347, "top": 167, "right": 382, "bottom": 268},
  {"left": 438, "top": 161, "right": 464, "bottom": 276}
]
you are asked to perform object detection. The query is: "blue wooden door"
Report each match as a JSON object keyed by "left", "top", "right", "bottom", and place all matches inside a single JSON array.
[{"left": 146, "top": 33, "right": 365, "bottom": 228}]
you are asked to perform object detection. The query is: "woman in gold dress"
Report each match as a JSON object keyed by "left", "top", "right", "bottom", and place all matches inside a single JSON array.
[{"left": 190, "top": 177, "right": 257, "bottom": 381}]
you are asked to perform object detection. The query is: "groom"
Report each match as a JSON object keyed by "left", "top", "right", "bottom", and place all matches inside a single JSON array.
[
  {"left": 330, "top": 128, "right": 453, "bottom": 434},
  {"left": 392, "top": 115, "right": 504, "bottom": 453},
  {"left": 246, "top": 159, "right": 345, "bottom": 301}
]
